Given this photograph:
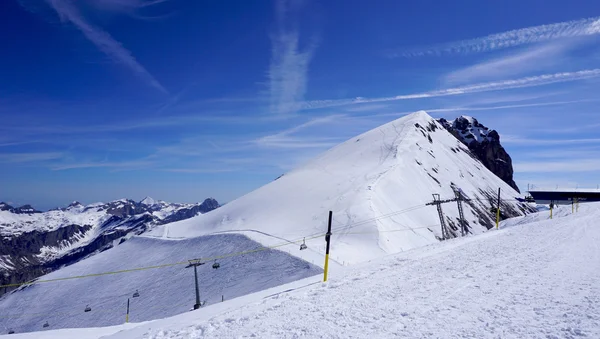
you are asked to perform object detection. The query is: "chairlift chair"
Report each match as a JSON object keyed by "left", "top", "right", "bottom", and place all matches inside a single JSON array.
[
  {"left": 299, "top": 237, "right": 307, "bottom": 250},
  {"left": 84, "top": 305, "right": 91, "bottom": 312},
  {"left": 43, "top": 321, "right": 49, "bottom": 328},
  {"left": 212, "top": 260, "right": 220, "bottom": 269},
  {"left": 8, "top": 329, "right": 14, "bottom": 334},
  {"left": 133, "top": 289, "right": 140, "bottom": 298}
]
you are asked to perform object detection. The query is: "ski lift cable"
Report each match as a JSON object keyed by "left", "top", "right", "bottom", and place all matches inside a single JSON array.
[{"left": 0, "top": 200, "right": 516, "bottom": 290}]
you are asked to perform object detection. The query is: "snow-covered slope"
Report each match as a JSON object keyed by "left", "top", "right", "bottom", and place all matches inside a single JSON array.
[
  {"left": 149, "top": 111, "right": 533, "bottom": 264},
  {"left": 0, "top": 234, "right": 320, "bottom": 334},
  {"left": 13, "top": 202, "right": 600, "bottom": 339}
]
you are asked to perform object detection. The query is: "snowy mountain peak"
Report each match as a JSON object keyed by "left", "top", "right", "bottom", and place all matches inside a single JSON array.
[
  {"left": 140, "top": 196, "right": 158, "bottom": 206},
  {"left": 439, "top": 116, "right": 492, "bottom": 144},
  {"left": 150, "top": 110, "right": 533, "bottom": 265},
  {"left": 67, "top": 201, "right": 83, "bottom": 208}
]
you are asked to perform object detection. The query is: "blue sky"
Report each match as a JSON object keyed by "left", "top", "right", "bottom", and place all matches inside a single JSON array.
[{"left": 1, "top": 0, "right": 600, "bottom": 210}]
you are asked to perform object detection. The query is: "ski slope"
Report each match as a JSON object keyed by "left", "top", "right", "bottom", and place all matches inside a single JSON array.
[
  {"left": 10, "top": 202, "right": 600, "bottom": 338},
  {"left": 0, "top": 111, "right": 535, "bottom": 335},
  {"left": 147, "top": 111, "right": 533, "bottom": 264},
  {"left": 0, "top": 234, "right": 321, "bottom": 334}
]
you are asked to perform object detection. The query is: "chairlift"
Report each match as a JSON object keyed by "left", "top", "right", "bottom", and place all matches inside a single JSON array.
[
  {"left": 212, "top": 260, "right": 220, "bottom": 269},
  {"left": 84, "top": 304, "right": 92, "bottom": 312},
  {"left": 133, "top": 289, "right": 140, "bottom": 298},
  {"left": 299, "top": 237, "right": 307, "bottom": 251},
  {"left": 8, "top": 329, "right": 14, "bottom": 334},
  {"left": 43, "top": 321, "right": 49, "bottom": 328}
]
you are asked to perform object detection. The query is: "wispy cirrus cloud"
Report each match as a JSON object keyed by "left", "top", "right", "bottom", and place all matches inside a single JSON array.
[
  {"left": 514, "top": 159, "right": 600, "bottom": 173},
  {"left": 28, "top": 0, "right": 168, "bottom": 93},
  {"left": 51, "top": 158, "right": 154, "bottom": 171},
  {"left": 303, "top": 69, "right": 600, "bottom": 110},
  {"left": 268, "top": 0, "right": 317, "bottom": 115},
  {"left": 393, "top": 16, "right": 600, "bottom": 57},
  {"left": 364, "top": 100, "right": 595, "bottom": 119},
  {"left": 443, "top": 42, "right": 570, "bottom": 85},
  {"left": 501, "top": 135, "right": 600, "bottom": 146},
  {"left": 254, "top": 115, "right": 344, "bottom": 148},
  {"left": 0, "top": 152, "right": 63, "bottom": 163}
]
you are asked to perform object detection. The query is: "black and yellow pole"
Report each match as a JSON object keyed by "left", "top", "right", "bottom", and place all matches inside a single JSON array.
[
  {"left": 126, "top": 298, "right": 130, "bottom": 323},
  {"left": 495, "top": 188, "right": 501, "bottom": 229},
  {"left": 550, "top": 200, "right": 554, "bottom": 219},
  {"left": 323, "top": 211, "right": 333, "bottom": 282}
]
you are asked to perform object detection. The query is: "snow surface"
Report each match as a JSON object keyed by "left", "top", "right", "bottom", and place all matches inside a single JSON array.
[
  {"left": 0, "top": 208, "right": 107, "bottom": 237},
  {"left": 0, "top": 234, "right": 320, "bottom": 334},
  {"left": 146, "top": 111, "right": 530, "bottom": 265},
  {"left": 10, "top": 202, "right": 600, "bottom": 338}
]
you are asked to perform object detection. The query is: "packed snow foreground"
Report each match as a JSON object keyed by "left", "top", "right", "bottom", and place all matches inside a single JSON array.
[
  {"left": 7, "top": 202, "right": 600, "bottom": 338},
  {"left": 1, "top": 111, "right": 537, "bottom": 334}
]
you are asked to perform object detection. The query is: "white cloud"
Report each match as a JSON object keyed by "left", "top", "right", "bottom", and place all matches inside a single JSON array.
[
  {"left": 514, "top": 159, "right": 600, "bottom": 173},
  {"left": 268, "top": 0, "right": 317, "bottom": 115},
  {"left": 42, "top": 0, "right": 167, "bottom": 93},
  {"left": 51, "top": 159, "right": 154, "bottom": 170},
  {"left": 0, "top": 152, "right": 63, "bottom": 163},
  {"left": 365, "top": 100, "right": 592, "bottom": 119},
  {"left": 394, "top": 16, "right": 600, "bottom": 57},
  {"left": 444, "top": 42, "right": 569, "bottom": 85},
  {"left": 254, "top": 115, "right": 344, "bottom": 148},
  {"left": 303, "top": 69, "right": 600, "bottom": 110},
  {"left": 501, "top": 136, "right": 600, "bottom": 145}
]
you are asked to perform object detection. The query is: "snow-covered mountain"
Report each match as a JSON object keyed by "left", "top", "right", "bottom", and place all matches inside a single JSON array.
[
  {"left": 438, "top": 115, "right": 520, "bottom": 192},
  {"left": 150, "top": 111, "right": 534, "bottom": 264},
  {"left": 0, "top": 197, "right": 220, "bottom": 296},
  {"left": 0, "top": 111, "right": 536, "bottom": 334},
  {"left": 52, "top": 202, "right": 600, "bottom": 339}
]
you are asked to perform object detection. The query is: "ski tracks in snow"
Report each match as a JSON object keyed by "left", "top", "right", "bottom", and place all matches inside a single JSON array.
[{"left": 130, "top": 206, "right": 600, "bottom": 339}]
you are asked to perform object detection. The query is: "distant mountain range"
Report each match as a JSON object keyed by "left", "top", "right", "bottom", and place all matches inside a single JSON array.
[{"left": 0, "top": 197, "right": 219, "bottom": 296}]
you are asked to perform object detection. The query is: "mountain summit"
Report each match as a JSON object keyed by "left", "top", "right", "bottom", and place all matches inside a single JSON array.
[
  {"left": 151, "top": 111, "right": 533, "bottom": 264},
  {"left": 438, "top": 115, "right": 519, "bottom": 192}
]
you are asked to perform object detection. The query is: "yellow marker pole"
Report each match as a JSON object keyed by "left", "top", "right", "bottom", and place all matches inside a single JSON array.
[
  {"left": 495, "top": 188, "right": 501, "bottom": 229},
  {"left": 323, "top": 211, "right": 333, "bottom": 282},
  {"left": 550, "top": 201, "right": 553, "bottom": 219}
]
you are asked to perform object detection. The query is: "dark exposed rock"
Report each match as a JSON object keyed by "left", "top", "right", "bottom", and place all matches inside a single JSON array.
[
  {"left": 438, "top": 116, "right": 520, "bottom": 193},
  {"left": 0, "top": 202, "right": 13, "bottom": 211},
  {"left": 11, "top": 205, "right": 41, "bottom": 214},
  {"left": 159, "top": 198, "right": 220, "bottom": 224}
]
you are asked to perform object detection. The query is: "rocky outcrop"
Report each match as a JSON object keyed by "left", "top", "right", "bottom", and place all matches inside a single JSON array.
[
  {"left": 159, "top": 198, "right": 220, "bottom": 224},
  {"left": 11, "top": 205, "right": 42, "bottom": 214},
  {"left": 438, "top": 116, "right": 520, "bottom": 193},
  {"left": 0, "top": 224, "right": 91, "bottom": 295},
  {"left": 0, "top": 203, "right": 13, "bottom": 211},
  {"left": 0, "top": 203, "right": 42, "bottom": 214}
]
